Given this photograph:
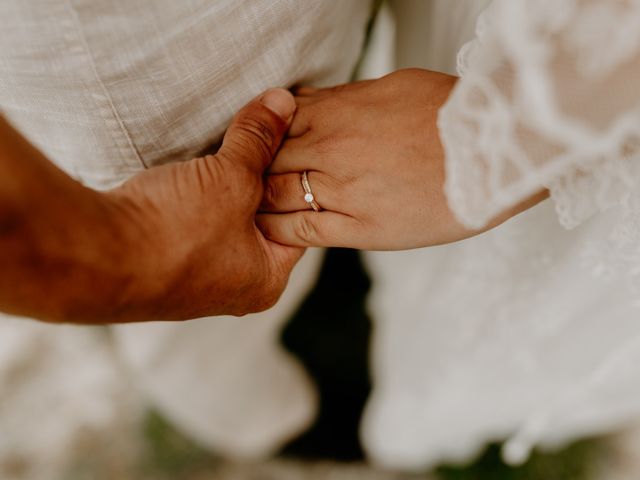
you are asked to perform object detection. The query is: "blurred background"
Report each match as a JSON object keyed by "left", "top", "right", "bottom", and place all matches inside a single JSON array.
[
  {"left": 3, "top": 1, "right": 640, "bottom": 479},
  {"left": 4, "top": 249, "right": 640, "bottom": 480}
]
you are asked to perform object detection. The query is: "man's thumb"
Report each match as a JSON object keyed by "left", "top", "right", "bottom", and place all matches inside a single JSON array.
[{"left": 219, "top": 88, "right": 296, "bottom": 174}]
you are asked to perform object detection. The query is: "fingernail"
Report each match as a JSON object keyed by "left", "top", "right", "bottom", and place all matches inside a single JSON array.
[{"left": 260, "top": 88, "right": 296, "bottom": 121}]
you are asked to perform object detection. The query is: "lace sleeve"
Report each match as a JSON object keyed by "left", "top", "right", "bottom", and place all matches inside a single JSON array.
[{"left": 439, "top": 0, "right": 640, "bottom": 230}]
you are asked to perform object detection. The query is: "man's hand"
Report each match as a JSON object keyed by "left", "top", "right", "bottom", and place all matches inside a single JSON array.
[
  {"left": 0, "top": 89, "right": 303, "bottom": 323},
  {"left": 257, "top": 69, "right": 547, "bottom": 250}
]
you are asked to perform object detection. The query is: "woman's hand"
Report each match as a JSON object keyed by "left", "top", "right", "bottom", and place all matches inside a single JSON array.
[{"left": 257, "top": 69, "right": 547, "bottom": 250}]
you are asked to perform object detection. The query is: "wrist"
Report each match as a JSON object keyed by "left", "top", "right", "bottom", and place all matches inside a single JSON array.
[
  {"left": 0, "top": 184, "right": 161, "bottom": 323},
  {"left": 97, "top": 188, "right": 173, "bottom": 322}
]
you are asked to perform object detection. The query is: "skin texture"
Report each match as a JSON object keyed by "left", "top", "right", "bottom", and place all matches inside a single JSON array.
[
  {"left": 0, "top": 89, "right": 304, "bottom": 323},
  {"left": 258, "top": 69, "right": 548, "bottom": 250}
]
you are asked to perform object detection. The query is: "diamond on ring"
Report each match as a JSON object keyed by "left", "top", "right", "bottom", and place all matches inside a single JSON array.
[{"left": 301, "top": 171, "right": 321, "bottom": 212}]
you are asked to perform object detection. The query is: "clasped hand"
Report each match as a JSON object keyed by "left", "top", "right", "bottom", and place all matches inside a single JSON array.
[
  {"left": 259, "top": 69, "right": 546, "bottom": 251},
  {"left": 110, "top": 69, "right": 544, "bottom": 320},
  {"left": 0, "top": 69, "right": 543, "bottom": 323},
  {"left": 258, "top": 69, "right": 475, "bottom": 250}
]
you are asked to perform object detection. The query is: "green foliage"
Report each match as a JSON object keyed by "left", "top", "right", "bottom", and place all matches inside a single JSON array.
[{"left": 139, "top": 410, "right": 219, "bottom": 479}]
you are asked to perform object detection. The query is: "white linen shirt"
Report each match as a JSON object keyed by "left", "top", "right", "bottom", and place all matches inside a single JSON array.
[
  {"left": 0, "top": 0, "right": 371, "bottom": 186},
  {"left": 0, "top": 0, "right": 371, "bottom": 475}
]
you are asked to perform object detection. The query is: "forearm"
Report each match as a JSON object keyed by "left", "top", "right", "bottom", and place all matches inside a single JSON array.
[
  {"left": 0, "top": 116, "right": 151, "bottom": 323},
  {"left": 0, "top": 88, "right": 301, "bottom": 323}
]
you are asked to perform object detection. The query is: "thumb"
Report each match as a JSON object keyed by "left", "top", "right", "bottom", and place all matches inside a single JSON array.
[{"left": 218, "top": 88, "right": 296, "bottom": 174}]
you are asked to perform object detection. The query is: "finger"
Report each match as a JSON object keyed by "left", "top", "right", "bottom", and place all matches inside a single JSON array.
[
  {"left": 288, "top": 102, "right": 313, "bottom": 138},
  {"left": 218, "top": 88, "right": 296, "bottom": 174},
  {"left": 261, "top": 172, "right": 336, "bottom": 213},
  {"left": 297, "top": 79, "right": 375, "bottom": 97},
  {"left": 289, "top": 79, "right": 378, "bottom": 139},
  {"left": 287, "top": 95, "right": 318, "bottom": 137},
  {"left": 249, "top": 234, "right": 306, "bottom": 313},
  {"left": 269, "top": 243, "right": 306, "bottom": 276},
  {"left": 268, "top": 136, "right": 320, "bottom": 174},
  {"left": 260, "top": 233, "right": 306, "bottom": 278},
  {"left": 256, "top": 211, "right": 361, "bottom": 248},
  {"left": 292, "top": 85, "right": 320, "bottom": 96},
  {"left": 293, "top": 94, "right": 318, "bottom": 108}
]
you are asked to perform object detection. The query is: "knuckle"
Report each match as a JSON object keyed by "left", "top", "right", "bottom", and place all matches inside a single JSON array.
[
  {"left": 234, "top": 116, "right": 277, "bottom": 156},
  {"left": 311, "top": 133, "right": 344, "bottom": 156},
  {"left": 397, "top": 67, "right": 423, "bottom": 77},
  {"left": 293, "top": 215, "right": 320, "bottom": 244},
  {"left": 193, "top": 155, "right": 224, "bottom": 189},
  {"left": 243, "top": 278, "right": 283, "bottom": 314},
  {"left": 329, "top": 83, "right": 349, "bottom": 94}
]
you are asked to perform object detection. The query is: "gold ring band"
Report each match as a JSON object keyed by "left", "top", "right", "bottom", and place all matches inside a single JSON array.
[{"left": 301, "top": 171, "right": 321, "bottom": 212}]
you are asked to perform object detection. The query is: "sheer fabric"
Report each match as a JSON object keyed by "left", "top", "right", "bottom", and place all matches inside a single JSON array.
[
  {"left": 440, "top": 0, "right": 640, "bottom": 294},
  {"left": 361, "top": 0, "right": 640, "bottom": 471},
  {"left": 441, "top": 0, "right": 640, "bottom": 232}
]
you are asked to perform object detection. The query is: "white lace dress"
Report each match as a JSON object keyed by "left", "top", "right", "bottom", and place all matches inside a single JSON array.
[{"left": 361, "top": 0, "right": 640, "bottom": 470}]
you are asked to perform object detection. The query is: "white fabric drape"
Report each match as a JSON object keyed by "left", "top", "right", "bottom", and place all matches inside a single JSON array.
[
  {"left": 441, "top": 0, "right": 640, "bottom": 234},
  {"left": 361, "top": 0, "right": 640, "bottom": 471}
]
